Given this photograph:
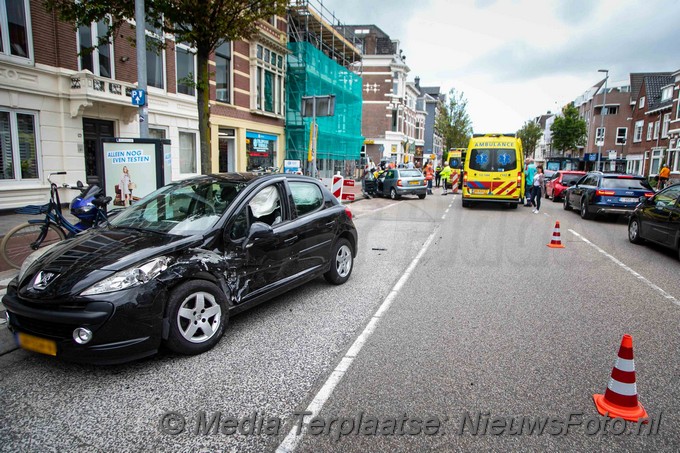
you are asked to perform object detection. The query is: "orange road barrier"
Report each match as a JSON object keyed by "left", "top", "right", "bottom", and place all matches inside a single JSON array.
[
  {"left": 593, "top": 334, "right": 648, "bottom": 422},
  {"left": 547, "top": 221, "right": 565, "bottom": 248}
]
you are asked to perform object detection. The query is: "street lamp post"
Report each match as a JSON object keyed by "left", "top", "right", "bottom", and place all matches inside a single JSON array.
[{"left": 596, "top": 69, "right": 608, "bottom": 171}]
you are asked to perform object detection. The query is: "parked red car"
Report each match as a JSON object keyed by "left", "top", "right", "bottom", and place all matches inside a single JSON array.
[{"left": 546, "top": 170, "right": 586, "bottom": 201}]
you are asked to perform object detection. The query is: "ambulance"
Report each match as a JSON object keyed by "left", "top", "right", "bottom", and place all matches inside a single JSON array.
[
  {"left": 461, "top": 134, "right": 524, "bottom": 208},
  {"left": 447, "top": 148, "right": 466, "bottom": 189}
]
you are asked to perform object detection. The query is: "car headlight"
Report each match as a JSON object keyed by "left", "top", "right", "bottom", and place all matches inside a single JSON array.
[
  {"left": 80, "top": 257, "right": 169, "bottom": 296},
  {"left": 18, "top": 242, "right": 60, "bottom": 282}
]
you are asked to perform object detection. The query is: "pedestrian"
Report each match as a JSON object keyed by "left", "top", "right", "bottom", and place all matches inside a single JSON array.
[
  {"left": 423, "top": 163, "right": 434, "bottom": 194},
  {"left": 439, "top": 162, "right": 452, "bottom": 195},
  {"left": 658, "top": 164, "right": 670, "bottom": 191},
  {"left": 435, "top": 164, "right": 442, "bottom": 188},
  {"left": 407, "top": 160, "right": 414, "bottom": 169},
  {"left": 524, "top": 158, "right": 536, "bottom": 206},
  {"left": 531, "top": 166, "right": 544, "bottom": 214}
]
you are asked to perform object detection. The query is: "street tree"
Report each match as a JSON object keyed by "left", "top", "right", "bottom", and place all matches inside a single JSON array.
[
  {"left": 436, "top": 88, "right": 473, "bottom": 158},
  {"left": 46, "top": 0, "right": 288, "bottom": 174},
  {"left": 516, "top": 120, "right": 543, "bottom": 159},
  {"left": 550, "top": 103, "right": 587, "bottom": 156}
]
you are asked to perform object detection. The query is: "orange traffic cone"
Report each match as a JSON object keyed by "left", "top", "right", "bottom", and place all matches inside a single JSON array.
[
  {"left": 593, "top": 334, "right": 648, "bottom": 422},
  {"left": 546, "top": 221, "right": 565, "bottom": 248}
]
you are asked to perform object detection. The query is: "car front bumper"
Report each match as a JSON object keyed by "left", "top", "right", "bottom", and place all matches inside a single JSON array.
[{"left": 3, "top": 280, "right": 168, "bottom": 364}]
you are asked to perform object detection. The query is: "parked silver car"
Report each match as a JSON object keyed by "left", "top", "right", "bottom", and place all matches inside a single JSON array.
[{"left": 377, "top": 168, "right": 427, "bottom": 199}]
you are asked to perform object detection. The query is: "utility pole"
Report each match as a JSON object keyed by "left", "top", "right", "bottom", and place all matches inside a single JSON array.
[
  {"left": 596, "top": 69, "right": 608, "bottom": 172},
  {"left": 135, "top": 0, "right": 148, "bottom": 138}
]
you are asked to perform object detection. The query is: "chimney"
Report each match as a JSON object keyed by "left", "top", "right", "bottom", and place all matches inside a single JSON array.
[{"left": 415, "top": 76, "right": 420, "bottom": 89}]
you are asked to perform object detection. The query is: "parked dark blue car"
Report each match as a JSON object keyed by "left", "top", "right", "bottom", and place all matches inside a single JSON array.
[{"left": 563, "top": 172, "right": 654, "bottom": 220}]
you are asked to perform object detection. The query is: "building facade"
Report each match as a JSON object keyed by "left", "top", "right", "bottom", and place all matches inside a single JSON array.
[
  {"left": 418, "top": 83, "right": 445, "bottom": 166},
  {"left": 0, "top": 0, "right": 286, "bottom": 209},
  {"left": 666, "top": 69, "right": 680, "bottom": 177}
]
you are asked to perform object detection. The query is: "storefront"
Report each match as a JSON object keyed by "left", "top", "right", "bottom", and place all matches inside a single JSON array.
[{"left": 246, "top": 131, "right": 278, "bottom": 171}]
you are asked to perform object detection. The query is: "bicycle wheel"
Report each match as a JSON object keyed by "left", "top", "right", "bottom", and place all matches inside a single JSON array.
[{"left": 1, "top": 222, "right": 66, "bottom": 270}]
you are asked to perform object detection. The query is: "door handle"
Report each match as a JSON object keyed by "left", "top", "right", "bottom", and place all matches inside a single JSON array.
[{"left": 284, "top": 235, "right": 298, "bottom": 245}]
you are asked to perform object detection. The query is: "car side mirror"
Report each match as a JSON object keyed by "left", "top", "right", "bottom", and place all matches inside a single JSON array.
[{"left": 245, "top": 221, "right": 273, "bottom": 249}]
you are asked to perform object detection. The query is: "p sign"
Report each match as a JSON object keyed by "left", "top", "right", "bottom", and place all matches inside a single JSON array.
[{"left": 131, "top": 89, "right": 146, "bottom": 106}]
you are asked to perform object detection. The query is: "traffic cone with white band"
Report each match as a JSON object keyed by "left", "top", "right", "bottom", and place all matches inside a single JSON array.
[
  {"left": 546, "top": 221, "right": 565, "bottom": 248},
  {"left": 593, "top": 334, "right": 648, "bottom": 422}
]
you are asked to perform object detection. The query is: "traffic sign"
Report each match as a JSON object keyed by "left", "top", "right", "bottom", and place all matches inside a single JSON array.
[
  {"left": 343, "top": 179, "right": 355, "bottom": 187},
  {"left": 131, "top": 89, "right": 146, "bottom": 106},
  {"left": 341, "top": 193, "right": 355, "bottom": 201}
]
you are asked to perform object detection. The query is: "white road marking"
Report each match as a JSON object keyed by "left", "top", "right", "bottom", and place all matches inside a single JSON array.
[
  {"left": 543, "top": 212, "right": 550, "bottom": 217},
  {"left": 568, "top": 229, "right": 679, "bottom": 307},
  {"left": 352, "top": 201, "right": 399, "bottom": 219},
  {"left": 276, "top": 226, "right": 441, "bottom": 453}
]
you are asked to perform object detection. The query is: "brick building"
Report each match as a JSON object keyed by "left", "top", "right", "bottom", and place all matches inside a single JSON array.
[
  {"left": 0, "top": 0, "right": 286, "bottom": 209},
  {"left": 666, "top": 69, "right": 680, "bottom": 177}
]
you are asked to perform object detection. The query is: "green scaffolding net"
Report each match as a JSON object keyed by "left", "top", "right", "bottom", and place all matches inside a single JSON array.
[{"left": 286, "top": 42, "right": 364, "bottom": 164}]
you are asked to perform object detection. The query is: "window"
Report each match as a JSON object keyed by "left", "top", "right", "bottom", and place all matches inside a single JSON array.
[
  {"left": 148, "top": 127, "right": 166, "bottom": 139},
  {"left": 179, "top": 131, "right": 197, "bottom": 174},
  {"left": 0, "top": 109, "right": 39, "bottom": 181},
  {"left": 253, "top": 43, "right": 284, "bottom": 115},
  {"left": 246, "top": 131, "right": 276, "bottom": 171},
  {"left": 650, "top": 149, "right": 662, "bottom": 175},
  {"left": 0, "top": 0, "right": 32, "bottom": 61},
  {"left": 78, "top": 20, "right": 112, "bottom": 77},
  {"left": 638, "top": 96, "right": 645, "bottom": 109},
  {"left": 616, "top": 127, "right": 627, "bottom": 145},
  {"left": 653, "top": 120, "right": 659, "bottom": 140},
  {"left": 633, "top": 120, "right": 643, "bottom": 142},
  {"left": 146, "top": 20, "right": 165, "bottom": 89},
  {"left": 662, "top": 113, "right": 670, "bottom": 138},
  {"left": 602, "top": 106, "right": 618, "bottom": 115},
  {"left": 215, "top": 41, "right": 231, "bottom": 103},
  {"left": 248, "top": 185, "right": 282, "bottom": 226},
  {"left": 646, "top": 123, "right": 653, "bottom": 141},
  {"left": 175, "top": 40, "right": 195, "bottom": 96},
  {"left": 595, "top": 127, "right": 605, "bottom": 142},
  {"left": 468, "top": 148, "right": 517, "bottom": 172},
  {"left": 653, "top": 186, "right": 680, "bottom": 206},
  {"left": 660, "top": 86, "right": 672, "bottom": 102},
  {"left": 289, "top": 181, "right": 323, "bottom": 216}
]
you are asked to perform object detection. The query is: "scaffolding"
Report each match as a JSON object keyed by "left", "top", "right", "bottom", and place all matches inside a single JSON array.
[{"left": 286, "top": 0, "right": 364, "bottom": 178}]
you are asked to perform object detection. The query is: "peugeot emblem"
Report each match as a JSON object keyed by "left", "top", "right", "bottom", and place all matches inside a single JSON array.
[{"left": 33, "top": 271, "right": 58, "bottom": 290}]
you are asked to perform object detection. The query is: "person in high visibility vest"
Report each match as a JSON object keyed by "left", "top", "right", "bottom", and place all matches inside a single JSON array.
[
  {"left": 439, "top": 162, "right": 453, "bottom": 195},
  {"left": 423, "top": 163, "right": 434, "bottom": 195}
]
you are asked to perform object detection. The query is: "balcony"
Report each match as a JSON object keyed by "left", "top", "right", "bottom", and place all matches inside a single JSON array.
[{"left": 69, "top": 71, "right": 137, "bottom": 119}]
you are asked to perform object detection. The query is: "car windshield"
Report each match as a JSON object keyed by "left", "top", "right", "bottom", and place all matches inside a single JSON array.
[
  {"left": 468, "top": 148, "right": 517, "bottom": 172},
  {"left": 561, "top": 174, "right": 583, "bottom": 184},
  {"left": 400, "top": 169, "right": 422, "bottom": 177},
  {"left": 601, "top": 178, "right": 651, "bottom": 190},
  {"left": 109, "top": 179, "right": 246, "bottom": 235}
]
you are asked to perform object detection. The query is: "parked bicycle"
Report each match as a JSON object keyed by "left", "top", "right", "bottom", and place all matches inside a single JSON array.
[{"left": 0, "top": 172, "right": 112, "bottom": 269}]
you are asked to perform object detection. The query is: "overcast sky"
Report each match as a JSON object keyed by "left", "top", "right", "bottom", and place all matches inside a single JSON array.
[{"left": 320, "top": 0, "right": 680, "bottom": 133}]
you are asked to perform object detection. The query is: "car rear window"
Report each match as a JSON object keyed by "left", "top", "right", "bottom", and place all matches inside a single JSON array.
[
  {"left": 400, "top": 169, "right": 422, "bottom": 178},
  {"left": 561, "top": 174, "right": 583, "bottom": 184},
  {"left": 601, "top": 177, "right": 651, "bottom": 190},
  {"left": 468, "top": 148, "right": 517, "bottom": 172}
]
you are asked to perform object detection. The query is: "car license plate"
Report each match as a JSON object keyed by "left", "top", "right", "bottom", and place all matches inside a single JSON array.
[
  {"left": 472, "top": 189, "right": 488, "bottom": 195},
  {"left": 409, "top": 180, "right": 420, "bottom": 185},
  {"left": 16, "top": 332, "right": 57, "bottom": 356},
  {"left": 619, "top": 197, "right": 638, "bottom": 203}
]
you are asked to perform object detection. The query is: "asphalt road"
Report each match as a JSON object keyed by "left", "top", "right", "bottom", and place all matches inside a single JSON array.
[{"left": 0, "top": 190, "right": 678, "bottom": 452}]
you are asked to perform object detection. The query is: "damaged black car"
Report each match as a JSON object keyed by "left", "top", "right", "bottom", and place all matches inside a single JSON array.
[{"left": 3, "top": 173, "right": 358, "bottom": 364}]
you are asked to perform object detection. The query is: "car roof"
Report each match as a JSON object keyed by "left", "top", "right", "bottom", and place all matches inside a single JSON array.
[{"left": 560, "top": 170, "right": 586, "bottom": 174}]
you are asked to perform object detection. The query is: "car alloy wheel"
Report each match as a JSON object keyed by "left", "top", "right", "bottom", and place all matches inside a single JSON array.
[
  {"left": 390, "top": 188, "right": 398, "bottom": 200},
  {"left": 324, "top": 238, "right": 354, "bottom": 285},
  {"left": 628, "top": 218, "right": 643, "bottom": 244},
  {"left": 580, "top": 198, "right": 591, "bottom": 219},
  {"left": 166, "top": 280, "right": 228, "bottom": 355}
]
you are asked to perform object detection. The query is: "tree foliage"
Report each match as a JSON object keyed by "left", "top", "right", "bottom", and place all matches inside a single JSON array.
[
  {"left": 516, "top": 120, "right": 543, "bottom": 159},
  {"left": 550, "top": 104, "right": 587, "bottom": 156},
  {"left": 435, "top": 88, "right": 473, "bottom": 152},
  {"left": 45, "top": 0, "right": 288, "bottom": 173}
]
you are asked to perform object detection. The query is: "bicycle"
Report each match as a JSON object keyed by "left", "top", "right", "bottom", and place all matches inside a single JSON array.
[{"left": 0, "top": 172, "right": 111, "bottom": 269}]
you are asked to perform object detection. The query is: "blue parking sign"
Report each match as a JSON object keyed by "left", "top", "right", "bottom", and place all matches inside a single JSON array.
[{"left": 131, "top": 89, "right": 146, "bottom": 106}]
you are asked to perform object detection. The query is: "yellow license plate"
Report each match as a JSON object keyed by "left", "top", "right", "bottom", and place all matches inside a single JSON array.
[
  {"left": 17, "top": 332, "right": 57, "bottom": 356},
  {"left": 409, "top": 180, "right": 420, "bottom": 185},
  {"left": 472, "top": 189, "right": 488, "bottom": 195}
]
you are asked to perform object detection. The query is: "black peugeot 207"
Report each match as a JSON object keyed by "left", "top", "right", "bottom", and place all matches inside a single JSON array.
[{"left": 3, "top": 173, "right": 358, "bottom": 364}]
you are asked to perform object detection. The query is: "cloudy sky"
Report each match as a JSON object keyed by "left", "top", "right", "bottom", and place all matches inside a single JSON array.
[{"left": 320, "top": 0, "right": 680, "bottom": 133}]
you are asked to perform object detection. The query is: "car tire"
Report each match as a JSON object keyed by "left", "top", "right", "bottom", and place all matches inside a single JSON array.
[
  {"left": 628, "top": 217, "right": 644, "bottom": 244},
  {"left": 563, "top": 194, "right": 572, "bottom": 211},
  {"left": 324, "top": 238, "right": 354, "bottom": 285},
  {"left": 165, "top": 280, "right": 228, "bottom": 355},
  {"left": 580, "top": 197, "right": 593, "bottom": 220},
  {"left": 462, "top": 199, "right": 471, "bottom": 208},
  {"left": 418, "top": 194, "right": 426, "bottom": 199},
  {"left": 508, "top": 203, "right": 518, "bottom": 209},
  {"left": 551, "top": 191, "right": 560, "bottom": 202},
  {"left": 390, "top": 188, "right": 399, "bottom": 200}
]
